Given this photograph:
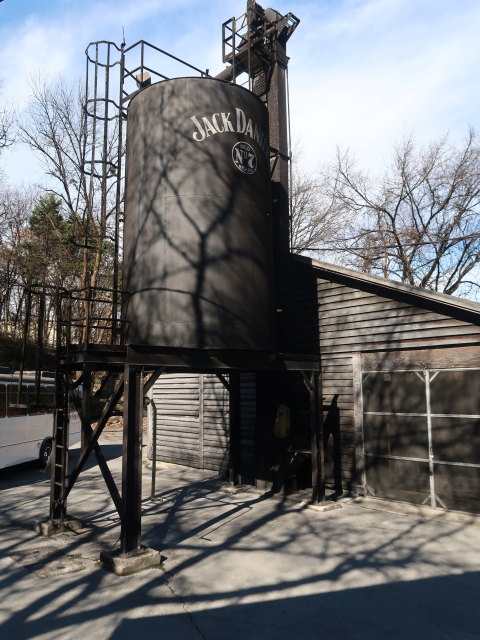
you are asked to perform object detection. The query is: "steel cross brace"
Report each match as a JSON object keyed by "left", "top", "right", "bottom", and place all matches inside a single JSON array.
[
  {"left": 62, "top": 366, "right": 164, "bottom": 524},
  {"left": 64, "top": 374, "right": 125, "bottom": 516}
]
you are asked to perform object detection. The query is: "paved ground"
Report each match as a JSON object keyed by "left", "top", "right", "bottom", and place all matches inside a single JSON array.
[{"left": 1, "top": 430, "right": 480, "bottom": 639}]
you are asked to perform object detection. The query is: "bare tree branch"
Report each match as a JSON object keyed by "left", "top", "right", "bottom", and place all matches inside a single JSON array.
[
  {"left": 18, "top": 77, "right": 118, "bottom": 291},
  {"left": 318, "top": 131, "right": 480, "bottom": 297}
]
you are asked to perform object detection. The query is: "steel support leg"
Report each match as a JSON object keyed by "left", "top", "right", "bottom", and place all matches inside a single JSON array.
[
  {"left": 49, "top": 366, "right": 69, "bottom": 521},
  {"left": 120, "top": 365, "right": 144, "bottom": 554},
  {"left": 100, "top": 366, "right": 161, "bottom": 574}
]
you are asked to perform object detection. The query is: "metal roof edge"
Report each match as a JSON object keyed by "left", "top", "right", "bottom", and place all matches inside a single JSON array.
[{"left": 292, "top": 254, "right": 480, "bottom": 321}]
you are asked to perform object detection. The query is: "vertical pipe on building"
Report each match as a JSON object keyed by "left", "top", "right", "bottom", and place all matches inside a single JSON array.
[
  {"left": 81, "top": 364, "right": 92, "bottom": 451},
  {"left": 199, "top": 374, "right": 205, "bottom": 469},
  {"left": 229, "top": 372, "right": 241, "bottom": 485},
  {"left": 268, "top": 39, "right": 290, "bottom": 351},
  {"left": 150, "top": 398, "right": 157, "bottom": 500}
]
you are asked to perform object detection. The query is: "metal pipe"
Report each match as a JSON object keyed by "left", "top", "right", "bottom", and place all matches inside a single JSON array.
[{"left": 150, "top": 399, "right": 157, "bottom": 500}]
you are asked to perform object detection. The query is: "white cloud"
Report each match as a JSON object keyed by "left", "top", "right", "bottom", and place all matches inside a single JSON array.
[
  {"left": 288, "top": 0, "right": 480, "bottom": 174},
  {"left": 2, "top": 0, "right": 480, "bottom": 185},
  {"left": 0, "top": 0, "right": 227, "bottom": 184},
  {"left": 1, "top": 17, "right": 77, "bottom": 108}
]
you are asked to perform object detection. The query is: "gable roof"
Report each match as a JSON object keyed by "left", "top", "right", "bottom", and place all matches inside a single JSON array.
[{"left": 293, "top": 255, "right": 480, "bottom": 326}]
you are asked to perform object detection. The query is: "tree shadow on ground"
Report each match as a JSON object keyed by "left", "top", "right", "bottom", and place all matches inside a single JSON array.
[
  {"left": 109, "top": 571, "right": 480, "bottom": 640},
  {"left": 1, "top": 456, "right": 480, "bottom": 640}
]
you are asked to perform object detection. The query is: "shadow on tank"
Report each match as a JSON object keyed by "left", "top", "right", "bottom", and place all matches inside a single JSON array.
[{"left": 122, "top": 77, "right": 275, "bottom": 353}]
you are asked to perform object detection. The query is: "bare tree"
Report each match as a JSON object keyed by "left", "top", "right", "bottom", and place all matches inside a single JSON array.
[
  {"left": 0, "top": 97, "right": 14, "bottom": 154},
  {"left": 290, "top": 158, "right": 343, "bottom": 256},
  {"left": 0, "top": 186, "right": 36, "bottom": 335},
  {"left": 323, "top": 130, "right": 480, "bottom": 297},
  {"left": 0, "top": 105, "right": 13, "bottom": 154},
  {"left": 18, "top": 77, "right": 118, "bottom": 293},
  {"left": 0, "top": 84, "right": 15, "bottom": 184}
]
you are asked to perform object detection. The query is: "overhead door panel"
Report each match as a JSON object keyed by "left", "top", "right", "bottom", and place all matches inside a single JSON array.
[{"left": 361, "top": 364, "right": 480, "bottom": 514}]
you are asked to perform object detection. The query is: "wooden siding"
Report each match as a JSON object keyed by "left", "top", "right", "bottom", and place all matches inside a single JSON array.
[
  {"left": 149, "top": 373, "right": 229, "bottom": 473},
  {"left": 312, "top": 272, "right": 480, "bottom": 492},
  {"left": 202, "top": 374, "right": 229, "bottom": 472},
  {"left": 147, "top": 259, "right": 480, "bottom": 496},
  {"left": 239, "top": 373, "right": 256, "bottom": 481}
]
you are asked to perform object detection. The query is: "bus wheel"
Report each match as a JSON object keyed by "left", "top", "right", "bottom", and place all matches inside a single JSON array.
[{"left": 39, "top": 438, "right": 52, "bottom": 468}]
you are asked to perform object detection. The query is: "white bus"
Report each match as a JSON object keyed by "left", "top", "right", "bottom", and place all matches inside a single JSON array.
[{"left": 0, "top": 373, "right": 81, "bottom": 470}]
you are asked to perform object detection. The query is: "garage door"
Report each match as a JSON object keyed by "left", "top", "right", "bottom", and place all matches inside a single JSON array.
[{"left": 361, "top": 367, "right": 480, "bottom": 513}]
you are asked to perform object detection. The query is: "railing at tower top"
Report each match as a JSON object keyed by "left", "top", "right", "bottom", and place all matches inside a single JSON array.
[
  {"left": 5, "top": 284, "right": 126, "bottom": 361},
  {"left": 80, "top": 13, "right": 299, "bottom": 355},
  {"left": 2, "top": 284, "right": 55, "bottom": 410},
  {"left": 221, "top": 5, "right": 299, "bottom": 92},
  {"left": 120, "top": 40, "right": 211, "bottom": 104},
  {"left": 83, "top": 40, "right": 210, "bottom": 347},
  {"left": 220, "top": 3, "right": 299, "bottom": 258},
  {"left": 58, "top": 285, "right": 126, "bottom": 348},
  {"left": 1, "top": 283, "right": 123, "bottom": 413}
]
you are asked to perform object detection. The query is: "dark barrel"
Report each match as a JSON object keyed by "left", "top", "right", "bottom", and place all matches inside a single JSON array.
[{"left": 123, "top": 77, "right": 275, "bottom": 350}]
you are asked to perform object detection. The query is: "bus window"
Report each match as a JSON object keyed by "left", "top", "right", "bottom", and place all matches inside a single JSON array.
[
  {"left": 7, "top": 384, "right": 28, "bottom": 417},
  {"left": 27, "top": 385, "right": 42, "bottom": 414},
  {"left": 41, "top": 386, "right": 55, "bottom": 412},
  {"left": 27, "top": 385, "right": 37, "bottom": 414},
  {"left": 0, "top": 384, "right": 6, "bottom": 418},
  {"left": 25, "top": 385, "right": 55, "bottom": 414}
]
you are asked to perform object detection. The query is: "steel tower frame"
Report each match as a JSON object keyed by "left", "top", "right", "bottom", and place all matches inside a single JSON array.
[{"left": 33, "top": 2, "right": 325, "bottom": 572}]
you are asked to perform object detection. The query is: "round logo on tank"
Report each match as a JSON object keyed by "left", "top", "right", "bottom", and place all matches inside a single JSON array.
[{"left": 232, "top": 141, "right": 257, "bottom": 174}]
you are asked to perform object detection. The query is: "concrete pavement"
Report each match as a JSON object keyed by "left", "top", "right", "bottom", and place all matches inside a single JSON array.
[{"left": 1, "top": 430, "right": 480, "bottom": 639}]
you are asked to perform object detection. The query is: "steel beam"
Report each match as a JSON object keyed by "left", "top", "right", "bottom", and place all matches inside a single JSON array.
[
  {"left": 120, "top": 365, "right": 144, "bottom": 553},
  {"left": 65, "top": 374, "right": 124, "bottom": 502}
]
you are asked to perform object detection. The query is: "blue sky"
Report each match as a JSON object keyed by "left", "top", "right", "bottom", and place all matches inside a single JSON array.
[{"left": 2, "top": 0, "right": 480, "bottom": 185}]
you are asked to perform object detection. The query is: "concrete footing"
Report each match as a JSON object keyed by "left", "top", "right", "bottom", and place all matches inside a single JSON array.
[
  {"left": 100, "top": 547, "right": 162, "bottom": 576},
  {"left": 303, "top": 501, "right": 342, "bottom": 512},
  {"left": 34, "top": 519, "right": 85, "bottom": 537},
  {"left": 220, "top": 484, "right": 252, "bottom": 495}
]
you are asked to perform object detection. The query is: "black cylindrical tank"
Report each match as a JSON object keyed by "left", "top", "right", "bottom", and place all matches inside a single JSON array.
[{"left": 123, "top": 77, "right": 274, "bottom": 350}]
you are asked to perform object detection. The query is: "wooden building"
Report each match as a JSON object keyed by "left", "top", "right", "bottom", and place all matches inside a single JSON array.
[{"left": 148, "top": 256, "right": 480, "bottom": 514}]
